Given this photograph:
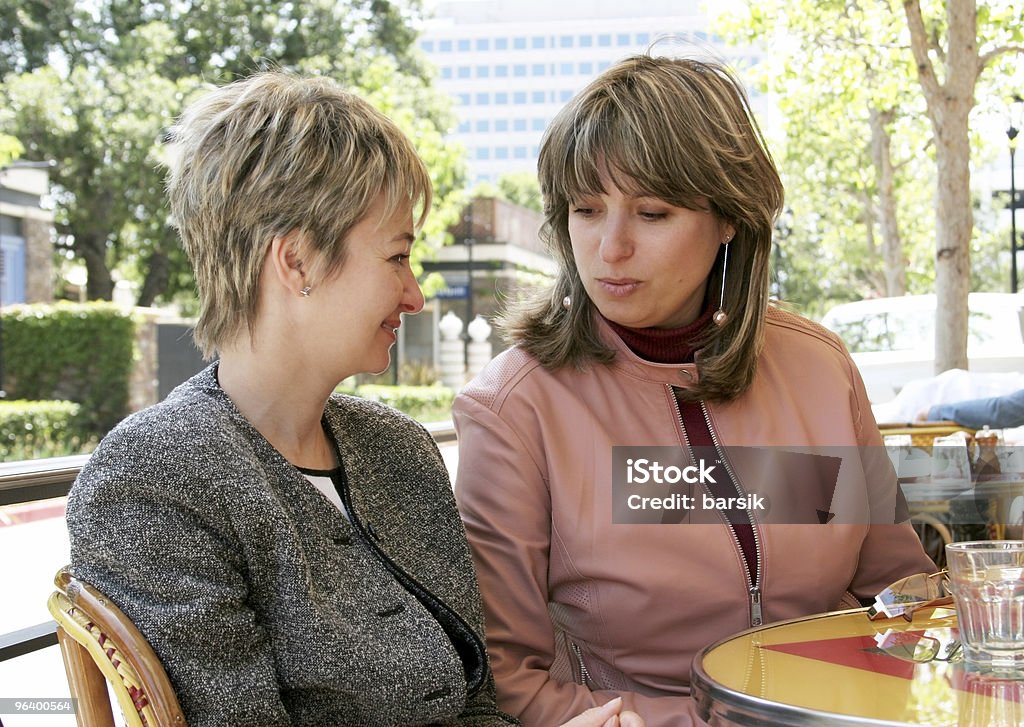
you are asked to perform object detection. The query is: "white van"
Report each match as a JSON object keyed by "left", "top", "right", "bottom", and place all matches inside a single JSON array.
[{"left": 819, "top": 293, "right": 1024, "bottom": 403}]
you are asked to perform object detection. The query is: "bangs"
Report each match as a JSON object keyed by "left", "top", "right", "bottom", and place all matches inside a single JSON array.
[{"left": 546, "top": 89, "right": 705, "bottom": 210}]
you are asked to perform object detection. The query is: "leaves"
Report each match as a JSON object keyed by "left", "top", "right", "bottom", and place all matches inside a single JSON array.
[{"left": 0, "top": 0, "right": 463, "bottom": 308}]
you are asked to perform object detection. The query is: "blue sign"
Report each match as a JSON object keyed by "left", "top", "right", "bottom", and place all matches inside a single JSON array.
[{"left": 436, "top": 285, "right": 469, "bottom": 300}]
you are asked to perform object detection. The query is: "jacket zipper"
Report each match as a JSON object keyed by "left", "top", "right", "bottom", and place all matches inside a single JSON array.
[
  {"left": 570, "top": 641, "right": 594, "bottom": 688},
  {"left": 669, "top": 387, "right": 763, "bottom": 627}
]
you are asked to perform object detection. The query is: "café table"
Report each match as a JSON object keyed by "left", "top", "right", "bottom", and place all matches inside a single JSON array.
[{"left": 691, "top": 607, "right": 1024, "bottom": 726}]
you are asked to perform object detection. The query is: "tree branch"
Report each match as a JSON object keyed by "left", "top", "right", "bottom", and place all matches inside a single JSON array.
[
  {"left": 979, "top": 44, "right": 1024, "bottom": 70},
  {"left": 902, "top": 0, "right": 941, "bottom": 100}
]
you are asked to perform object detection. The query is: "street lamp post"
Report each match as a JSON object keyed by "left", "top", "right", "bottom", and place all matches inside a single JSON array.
[
  {"left": 1008, "top": 95, "right": 1024, "bottom": 295},
  {"left": 463, "top": 205, "right": 475, "bottom": 370}
]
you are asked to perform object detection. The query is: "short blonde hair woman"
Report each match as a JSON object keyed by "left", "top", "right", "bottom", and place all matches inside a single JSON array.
[
  {"left": 454, "top": 55, "right": 934, "bottom": 726},
  {"left": 68, "top": 72, "right": 640, "bottom": 727}
]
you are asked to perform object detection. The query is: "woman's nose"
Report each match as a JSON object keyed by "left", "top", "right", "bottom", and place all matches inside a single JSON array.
[
  {"left": 599, "top": 215, "right": 633, "bottom": 263},
  {"left": 401, "top": 269, "right": 425, "bottom": 314}
]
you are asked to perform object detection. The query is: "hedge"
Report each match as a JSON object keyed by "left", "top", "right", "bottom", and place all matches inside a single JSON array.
[
  {"left": 0, "top": 400, "right": 97, "bottom": 461},
  {"left": 338, "top": 384, "right": 455, "bottom": 423},
  {"left": 2, "top": 302, "right": 135, "bottom": 437}
]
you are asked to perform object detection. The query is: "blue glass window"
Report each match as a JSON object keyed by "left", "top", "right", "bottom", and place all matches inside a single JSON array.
[
  {"left": 476, "top": 65, "right": 490, "bottom": 78},
  {"left": 579, "top": 35, "right": 593, "bottom": 48},
  {"left": 475, "top": 120, "right": 490, "bottom": 132},
  {"left": 513, "top": 91, "right": 527, "bottom": 104},
  {"left": 617, "top": 33, "right": 630, "bottom": 46},
  {"left": 532, "top": 63, "right": 546, "bottom": 76},
  {"left": 458, "top": 39, "right": 471, "bottom": 51},
  {"left": 514, "top": 146, "right": 528, "bottom": 159},
  {"left": 420, "top": 40, "right": 435, "bottom": 52},
  {"left": 495, "top": 92, "right": 508, "bottom": 104},
  {"left": 531, "top": 36, "right": 546, "bottom": 49},
  {"left": 495, "top": 147, "right": 509, "bottom": 159},
  {"left": 439, "top": 39, "right": 453, "bottom": 52},
  {"left": 559, "top": 62, "right": 573, "bottom": 75},
  {"left": 532, "top": 118, "right": 546, "bottom": 131},
  {"left": 578, "top": 62, "right": 593, "bottom": 75},
  {"left": 636, "top": 32, "right": 650, "bottom": 45},
  {"left": 495, "top": 37, "right": 508, "bottom": 50},
  {"left": 458, "top": 120, "right": 471, "bottom": 132},
  {"left": 514, "top": 64, "right": 527, "bottom": 77},
  {"left": 457, "top": 66, "right": 471, "bottom": 78},
  {"left": 560, "top": 35, "right": 573, "bottom": 48},
  {"left": 475, "top": 147, "right": 490, "bottom": 160},
  {"left": 513, "top": 119, "right": 527, "bottom": 131},
  {"left": 514, "top": 36, "right": 527, "bottom": 49},
  {"left": 441, "top": 66, "right": 453, "bottom": 79},
  {"left": 476, "top": 38, "right": 490, "bottom": 51},
  {"left": 598, "top": 34, "right": 611, "bottom": 47},
  {"left": 475, "top": 92, "right": 490, "bottom": 105},
  {"left": 457, "top": 93, "right": 471, "bottom": 104},
  {"left": 531, "top": 90, "right": 545, "bottom": 103},
  {"left": 559, "top": 89, "right": 573, "bottom": 102},
  {"left": 495, "top": 65, "right": 509, "bottom": 77},
  {"left": 495, "top": 119, "right": 509, "bottom": 132}
]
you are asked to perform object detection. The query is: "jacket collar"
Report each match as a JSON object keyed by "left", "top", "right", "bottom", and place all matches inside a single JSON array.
[{"left": 596, "top": 315, "right": 701, "bottom": 388}]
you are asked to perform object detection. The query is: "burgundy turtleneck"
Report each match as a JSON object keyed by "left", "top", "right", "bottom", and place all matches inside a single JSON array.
[{"left": 605, "top": 311, "right": 758, "bottom": 585}]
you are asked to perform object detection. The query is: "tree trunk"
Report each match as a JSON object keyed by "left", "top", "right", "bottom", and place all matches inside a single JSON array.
[
  {"left": 76, "top": 230, "right": 114, "bottom": 301},
  {"left": 903, "top": 0, "right": 979, "bottom": 374},
  {"left": 137, "top": 251, "right": 169, "bottom": 308},
  {"left": 931, "top": 104, "right": 973, "bottom": 373},
  {"left": 868, "top": 106, "right": 906, "bottom": 297}
]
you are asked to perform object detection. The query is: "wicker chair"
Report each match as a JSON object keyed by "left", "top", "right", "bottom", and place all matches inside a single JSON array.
[{"left": 46, "top": 566, "right": 187, "bottom": 727}]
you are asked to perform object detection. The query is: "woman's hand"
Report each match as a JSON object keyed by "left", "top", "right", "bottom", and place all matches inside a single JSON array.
[{"left": 558, "top": 697, "right": 646, "bottom": 727}]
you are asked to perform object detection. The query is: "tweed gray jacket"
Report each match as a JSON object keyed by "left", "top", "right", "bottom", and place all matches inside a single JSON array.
[{"left": 67, "top": 364, "right": 518, "bottom": 727}]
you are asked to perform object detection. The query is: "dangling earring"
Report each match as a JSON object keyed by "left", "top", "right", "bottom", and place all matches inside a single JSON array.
[
  {"left": 300, "top": 286, "right": 312, "bottom": 297},
  {"left": 562, "top": 295, "right": 572, "bottom": 310},
  {"left": 713, "top": 238, "right": 731, "bottom": 327}
]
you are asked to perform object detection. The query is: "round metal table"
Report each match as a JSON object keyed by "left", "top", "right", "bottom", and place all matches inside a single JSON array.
[{"left": 692, "top": 607, "right": 1024, "bottom": 726}]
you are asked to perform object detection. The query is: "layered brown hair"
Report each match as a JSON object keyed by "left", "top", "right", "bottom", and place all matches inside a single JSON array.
[
  {"left": 500, "top": 54, "right": 784, "bottom": 402},
  {"left": 166, "top": 71, "right": 432, "bottom": 359}
]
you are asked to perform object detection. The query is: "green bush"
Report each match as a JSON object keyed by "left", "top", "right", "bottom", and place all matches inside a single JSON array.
[
  {"left": 0, "top": 400, "right": 98, "bottom": 460},
  {"left": 339, "top": 383, "right": 455, "bottom": 423},
  {"left": 3, "top": 302, "right": 135, "bottom": 437}
]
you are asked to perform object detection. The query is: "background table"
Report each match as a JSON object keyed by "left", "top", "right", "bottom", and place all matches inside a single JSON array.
[{"left": 692, "top": 607, "right": 1024, "bottom": 726}]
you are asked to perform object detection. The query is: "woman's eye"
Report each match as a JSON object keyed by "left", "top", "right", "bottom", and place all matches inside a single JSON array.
[
  {"left": 392, "top": 253, "right": 410, "bottom": 264},
  {"left": 571, "top": 207, "right": 595, "bottom": 216},
  {"left": 639, "top": 211, "right": 667, "bottom": 220}
]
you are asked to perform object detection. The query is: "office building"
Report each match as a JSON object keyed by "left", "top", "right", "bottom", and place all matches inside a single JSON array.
[{"left": 418, "top": 0, "right": 758, "bottom": 183}]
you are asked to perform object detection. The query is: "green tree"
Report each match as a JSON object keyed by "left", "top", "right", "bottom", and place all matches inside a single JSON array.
[
  {"left": 716, "top": 0, "right": 936, "bottom": 309},
  {"left": 0, "top": 133, "right": 22, "bottom": 166},
  {"left": 1, "top": 1, "right": 465, "bottom": 306},
  {"left": 495, "top": 172, "right": 543, "bottom": 213},
  {"left": 902, "top": 0, "right": 1024, "bottom": 371},
  {"left": 715, "top": 0, "right": 1024, "bottom": 368}
]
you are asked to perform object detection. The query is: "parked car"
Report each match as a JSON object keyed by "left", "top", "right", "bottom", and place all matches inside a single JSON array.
[{"left": 819, "top": 293, "right": 1024, "bottom": 403}]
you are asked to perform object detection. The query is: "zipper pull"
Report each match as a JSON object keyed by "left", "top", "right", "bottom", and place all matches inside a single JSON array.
[{"left": 749, "top": 586, "right": 763, "bottom": 627}]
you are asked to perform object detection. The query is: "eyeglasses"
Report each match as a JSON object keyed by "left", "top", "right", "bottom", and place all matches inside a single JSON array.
[
  {"left": 868, "top": 570, "right": 953, "bottom": 621},
  {"left": 873, "top": 629, "right": 962, "bottom": 664}
]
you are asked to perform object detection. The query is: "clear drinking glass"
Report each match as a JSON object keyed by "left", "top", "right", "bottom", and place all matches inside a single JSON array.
[{"left": 946, "top": 541, "right": 1024, "bottom": 672}]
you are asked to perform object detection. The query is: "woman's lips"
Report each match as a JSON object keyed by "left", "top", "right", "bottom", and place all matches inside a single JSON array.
[
  {"left": 381, "top": 320, "right": 401, "bottom": 339},
  {"left": 597, "top": 278, "right": 642, "bottom": 297}
]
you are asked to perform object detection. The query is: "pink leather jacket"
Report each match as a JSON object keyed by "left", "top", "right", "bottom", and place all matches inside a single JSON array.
[{"left": 453, "top": 307, "right": 935, "bottom": 727}]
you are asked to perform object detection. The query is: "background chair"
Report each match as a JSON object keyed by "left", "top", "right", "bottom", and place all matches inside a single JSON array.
[{"left": 47, "top": 566, "right": 187, "bottom": 727}]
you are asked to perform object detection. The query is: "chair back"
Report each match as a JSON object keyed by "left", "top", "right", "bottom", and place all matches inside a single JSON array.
[{"left": 47, "top": 566, "right": 187, "bottom": 727}]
